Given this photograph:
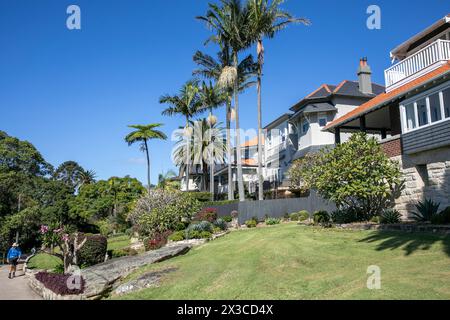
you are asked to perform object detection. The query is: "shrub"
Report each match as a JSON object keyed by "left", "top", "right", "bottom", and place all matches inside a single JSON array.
[
  {"left": 186, "top": 230, "right": 212, "bottom": 239},
  {"left": 186, "top": 192, "right": 211, "bottom": 202},
  {"left": 289, "top": 212, "right": 299, "bottom": 221},
  {"left": 331, "top": 209, "right": 358, "bottom": 224},
  {"left": 265, "top": 218, "right": 281, "bottom": 225},
  {"left": 431, "top": 207, "right": 450, "bottom": 225},
  {"left": 283, "top": 213, "right": 290, "bottom": 221},
  {"left": 144, "top": 231, "right": 171, "bottom": 251},
  {"left": 188, "top": 221, "right": 214, "bottom": 233},
  {"left": 298, "top": 210, "right": 310, "bottom": 221},
  {"left": 297, "top": 133, "right": 402, "bottom": 220},
  {"left": 168, "top": 231, "right": 185, "bottom": 242},
  {"left": 128, "top": 190, "right": 202, "bottom": 238},
  {"left": 193, "top": 208, "right": 218, "bottom": 223},
  {"left": 370, "top": 216, "right": 380, "bottom": 224},
  {"left": 410, "top": 199, "right": 440, "bottom": 222},
  {"left": 35, "top": 272, "right": 85, "bottom": 295},
  {"left": 313, "top": 211, "right": 330, "bottom": 225},
  {"left": 111, "top": 247, "right": 138, "bottom": 258},
  {"left": 245, "top": 220, "right": 257, "bottom": 228},
  {"left": 203, "top": 200, "right": 239, "bottom": 207},
  {"left": 222, "top": 215, "right": 232, "bottom": 223},
  {"left": 380, "top": 209, "right": 402, "bottom": 224},
  {"left": 213, "top": 218, "right": 228, "bottom": 231},
  {"left": 174, "top": 222, "right": 188, "bottom": 232},
  {"left": 77, "top": 234, "right": 107, "bottom": 268},
  {"left": 199, "top": 231, "right": 212, "bottom": 239}
]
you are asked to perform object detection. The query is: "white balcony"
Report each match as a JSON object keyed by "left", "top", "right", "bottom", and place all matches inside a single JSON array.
[{"left": 385, "top": 39, "right": 450, "bottom": 92}]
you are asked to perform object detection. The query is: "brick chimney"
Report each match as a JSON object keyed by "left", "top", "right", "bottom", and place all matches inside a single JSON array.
[{"left": 357, "top": 57, "right": 373, "bottom": 94}]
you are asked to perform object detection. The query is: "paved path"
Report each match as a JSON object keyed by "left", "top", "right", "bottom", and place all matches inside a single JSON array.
[{"left": 0, "top": 265, "right": 41, "bottom": 300}]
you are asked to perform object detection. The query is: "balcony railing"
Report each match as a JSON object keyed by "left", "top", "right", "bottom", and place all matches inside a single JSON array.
[{"left": 385, "top": 39, "right": 450, "bottom": 91}]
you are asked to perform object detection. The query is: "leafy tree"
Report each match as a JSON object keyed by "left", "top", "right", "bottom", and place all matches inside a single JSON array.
[
  {"left": 246, "top": 0, "right": 309, "bottom": 200},
  {"left": 125, "top": 123, "right": 167, "bottom": 191},
  {"left": 53, "top": 161, "right": 84, "bottom": 191},
  {"left": 157, "top": 170, "right": 179, "bottom": 190},
  {"left": 300, "top": 133, "right": 402, "bottom": 219}
]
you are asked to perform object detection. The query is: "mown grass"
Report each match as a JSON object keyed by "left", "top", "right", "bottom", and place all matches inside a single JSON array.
[
  {"left": 107, "top": 235, "right": 131, "bottom": 251},
  {"left": 27, "top": 253, "right": 62, "bottom": 271},
  {"left": 113, "top": 223, "right": 450, "bottom": 300}
]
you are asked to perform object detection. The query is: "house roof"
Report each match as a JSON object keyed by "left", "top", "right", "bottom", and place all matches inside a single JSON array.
[
  {"left": 324, "top": 61, "right": 450, "bottom": 131},
  {"left": 240, "top": 136, "right": 264, "bottom": 148},
  {"left": 290, "top": 80, "right": 385, "bottom": 112},
  {"left": 264, "top": 113, "right": 292, "bottom": 130},
  {"left": 390, "top": 14, "right": 450, "bottom": 60}
]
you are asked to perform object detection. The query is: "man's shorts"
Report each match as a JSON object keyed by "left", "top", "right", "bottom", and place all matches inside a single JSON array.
[{"left": 9, "top": 258, "right": 19, "bottom": 266}]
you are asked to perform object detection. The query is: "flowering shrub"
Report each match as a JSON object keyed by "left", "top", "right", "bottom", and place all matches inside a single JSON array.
[
  {"left": 193, "top": 208, "right": 218, "bottom": 223},
  {"left": 35, "top": 272, "right": 85, "bottom": 295},
  {"left": 144, "top": 231, "right": 172, "bottom": 251},
  {"left": 128, "top": 190, "right": 202, "bottom": 238}
]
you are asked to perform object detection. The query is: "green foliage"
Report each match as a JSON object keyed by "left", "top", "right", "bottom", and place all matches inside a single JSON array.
[
  {"left": 77, "top": 234, "right": 108, "bottom": 268},
  {"left": 188, "top": 221, "right": 214, "bottom": 233},
  {"left": 168, "top": 231, "right": 186, "bottom": 242},
  {"left": 186, "top": 192, "right": 212, "bottom": 203},
  {"left": 313, "top": 211, "right": 331, "bottom": 225},
  {"left": 128, "top": 189, "right": 202, "bottom": 239},
  {"left": 370, "top": 216, "right": 380, "bottom": 224},
  {"left": 297, "top": 133, "right": 402, "bottom": 219},
  {"left": 330, "top": 209, "right": 362, "bottom": 224},
  {"left": 111, "top": 247, "right": 138, "bottom": 258},
  {"left": 430, "top": 207, "right": 450, "bottom": 225},
  {"left": 203, "top": 200, "right": 239, "bottom": 207},
  {"left": 213, "top": 218, "right": 228, "bottom": 231},
  {"left": 222, "top": 215, "right": 232, "bottom": 223},
  {"left": 380, "top": 209, "right": 402, "bottom": 224},
  {"left": 186, "top": 230, "right": 212, "bottom": 239},
  {"left": 265, "top": 218, "right": 281, "bottom": 225},
  {"left": 298, "top": 210, "right": 310, "bottom": 221},
  {"left": 411, "top": 199, "right": 441, "bottom": 222},
  {"left": 245, "top": 219, "right": 257, "bottom": 228},
  {"left": 288, "top": 153, "right": 320, "bottom": 192}
]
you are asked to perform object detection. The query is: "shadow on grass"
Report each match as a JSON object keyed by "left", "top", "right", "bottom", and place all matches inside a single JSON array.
[{"left": 359, "top": 231, "right": 450, "bottom": 257}]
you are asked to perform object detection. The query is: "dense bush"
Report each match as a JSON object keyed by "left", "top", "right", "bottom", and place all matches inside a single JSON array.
[
  {"left": 295, "top": 133, "right": 402, "bottom": 220},
  {"left": 203, "top": 200, "right": 239, "bottom": 207},
  {"left": 188, "top": 221, "right": 214, "bottom": 233},
  {"left": 168, "top": 231, "right": 185, "bottom": 242},
  {"left": 245, "top": 219, "right": 257, "bottom": 228},
  {"left": 186, "top": 230, "right": 212, "bottom": 239},
  {"left": 35, "top": 272, "right": 85, "bottom": 295},
  {"left": 380, "top": 209, "right": 402, "bottom": 224},
  {"left": 193, "top": 208, "right": 218, "bottom": 223},
  {"left": 313, "top": 211, "right": 330, "bottom": 225},
  {"left": 331, "top": 209, "right": 358, "bottom": 224},
  {"left": 411, "top": 199, "right": 440, "bottom": 222},
  {"left": 144, "top": 231, "right": 172, "bottom": 251},
  {"left": 431, "top": 206, "right": 450, "bottom": 225},
  {"left": 265, "top": 218, "right": 281, "bottom": 225},
  {"left": 289, "top": 212, "right": 299, "bottom": 221},
  {"left": 213, "top": 218, "right": 228, "bottom": 231},
  {"left": 174, "top": 222, "right": 189, "bottom": 231},
  {"left": 186, "top": 192, "right": 211, "bottom": 203},
  {"left": 298, "top": 210, "right": 310, "bottom": 221},
  {"left": 222, "top": 215, "right": 232, "bottom": 223},
  {"left": 77, "top": 234, "right": 107, "bottom": 268},
  {"left": 128, "top": 190, "right": 202, "bottom": 238},
  {"left": 370, "top": 216, "right": 380, "bottom": 224}
]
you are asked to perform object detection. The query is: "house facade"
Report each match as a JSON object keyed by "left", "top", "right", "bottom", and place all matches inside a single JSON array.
[
  {"left": 263, "top": 59, "right": 385, "bottom": 195},
  {"left": 325, "top": 14, "right": 450, "bottom": 217}
]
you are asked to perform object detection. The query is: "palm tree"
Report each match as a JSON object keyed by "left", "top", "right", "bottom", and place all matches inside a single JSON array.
[
  {"left": 160, "top": 80, "right": 203, "bottom": 192},
  {"left": 172, "top": 119, "right": 227, "bottom": 192},
  {"left": 125, "top": 123, "right": 167, "bottom": 191},
  {"left": 193, "top": 48, "right": 257, "bottom": 200},
  {"left": 247, "top": 0, "right": 310, "bottom": 200},
  {"left": 197, "top": 0, "right": 253, "bottom": 202},
  {"left": 77, "top": 169, "right": 97, "bottom": 188},
  {"left": 198, "top": 81, "right": 227, "bottom": 200},
  {"left": 157, "top": 170, "right": 178, "bottom": 190}
]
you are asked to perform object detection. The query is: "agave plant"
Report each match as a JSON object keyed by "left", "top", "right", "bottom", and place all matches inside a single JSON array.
[
  {"left": 410, "top": 199, "right": 440, "bottom": 222},
  {"left": 380, "top": 209, "right": 402, "bottom": 224}
]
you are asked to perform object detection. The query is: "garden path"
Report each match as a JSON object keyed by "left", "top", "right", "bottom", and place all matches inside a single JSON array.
[{"left": 0, "top": 265, "right": 41, "bottom": 300}]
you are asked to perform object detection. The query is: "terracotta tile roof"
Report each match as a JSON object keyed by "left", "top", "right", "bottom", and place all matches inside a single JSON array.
[
  {"left": 241, "top": 136, "right": 265, "bottom": 147},
  {"left": 324, "top": 61, "right": 450, "bottom": 130}
]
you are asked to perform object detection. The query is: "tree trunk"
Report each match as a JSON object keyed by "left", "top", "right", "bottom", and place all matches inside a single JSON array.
[
  {"left": 257, "top": 39, "right": 264, "bottom": 201},
  {"left": 185, "top": 117, "right": 190, "bottom": 192},
  {"left": 233, "top": 51, "right": 245, "bottom": 202},
  {"left": 144, "top": 139, "right": 151, "bottom": 192},
  {"left": 226, "top": 97, "right": 234, "bottom": 200},
  {"left": 209, "top": 111, "right": 214, "bottom": 201}
]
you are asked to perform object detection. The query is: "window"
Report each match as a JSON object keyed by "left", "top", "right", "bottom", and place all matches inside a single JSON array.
[
  {"left": 405, "top": 103, "right": 416, "bottom": 130},
  {"left": 318, "top": 114, "right": 327, "bottom": 127},
  {"left": 429, "top": 93, "right": 442, "bottom": 123},
  {"left": 302, "top": 119, "right": 309, "bottom": 133},
  {"left": 417, "top": 98, "right": 428, "bottom": 127},
  {"left": 443, "top": 87, "right": 450, "bottom": 118}
]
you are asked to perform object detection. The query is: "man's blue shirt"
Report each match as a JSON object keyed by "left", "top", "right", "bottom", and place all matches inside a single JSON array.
[{"left": 7, "top": 247, "right": 21, "bottom": 260}]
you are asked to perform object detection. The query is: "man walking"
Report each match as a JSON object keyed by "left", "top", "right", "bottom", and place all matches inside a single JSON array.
[{"left": 6, "top": 243, "right": 21, "bottom": 279}]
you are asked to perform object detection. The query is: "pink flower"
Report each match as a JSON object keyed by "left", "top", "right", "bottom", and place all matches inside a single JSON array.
[
  {"left": 53, "top": 228, "right": 62, "bottom": 234},
  {"left": 62, "top": 234, "right": 69, "bottom": 242},
  {"left": 40, "top": 225, "right": 49, "bottom": 234}
]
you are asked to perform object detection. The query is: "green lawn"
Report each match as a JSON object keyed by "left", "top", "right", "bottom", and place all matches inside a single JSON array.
[
  {"left": 107, "top": 235, "right": 131, "bottom": 251},
  {"left": 114, "top": 223, "right": 450, "bottom": 300},
  {"left": 27, "top": 253, "right": 62, "bottom": 271}
]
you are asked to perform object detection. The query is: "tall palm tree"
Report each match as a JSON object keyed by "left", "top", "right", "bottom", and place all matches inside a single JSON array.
[
  {"left": 193, "top": 48, "right": 257, "bottom": 200},
  {"left": 160, "top": 80, "right": 203, "bottom": 192},
  {"left": 77, "top": 169, "right": 97, "bottom": 188},
  {"left": 198, "top": 81, "right": 227, "bottom": 200},
  {"left": 157, "top": 170, "right": 178, "bottom": 190},
  {"left": 247, "top": 0, "right": 310, "bottom": 200},
  {"left": 125, "top": 123, "right": 167, "bottom": 191},
  {"left": 172, "top": 119, "right": 227, "bottom": 192},
  {"left": 197, "top": 0, "right": 253, "bottom": 202}
]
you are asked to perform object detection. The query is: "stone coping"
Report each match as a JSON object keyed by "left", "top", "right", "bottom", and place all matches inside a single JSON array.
[{"left": 338, "top": 223, "right": 450, "bottom": 234}]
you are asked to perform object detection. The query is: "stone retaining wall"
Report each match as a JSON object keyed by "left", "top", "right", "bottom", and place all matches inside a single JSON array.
[{"left": 339, "top": 223, "right": 450, "bottom": 234}]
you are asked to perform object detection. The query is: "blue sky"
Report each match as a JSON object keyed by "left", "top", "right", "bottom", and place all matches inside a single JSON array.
[{"left": 0, "top": 0, "right": 448, "bottom": 186}]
